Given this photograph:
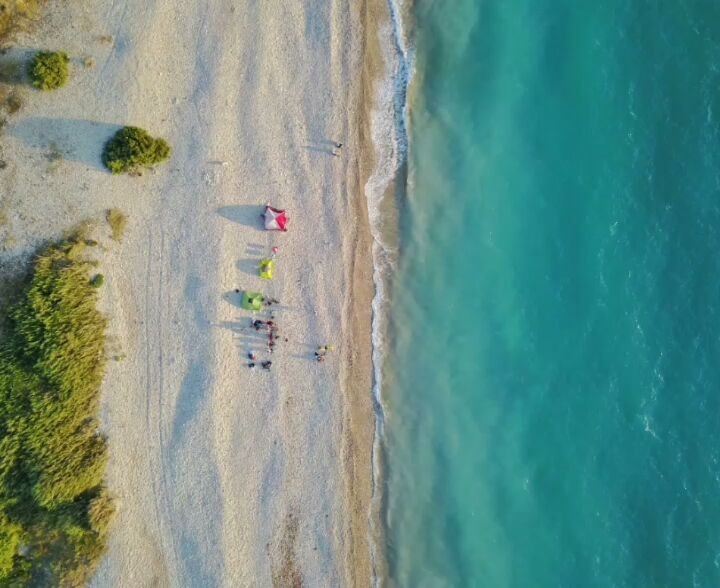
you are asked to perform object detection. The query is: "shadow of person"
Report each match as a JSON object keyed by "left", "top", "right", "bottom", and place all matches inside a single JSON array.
[
  {"left": 7, "top": 117, "right": 123, "bottom": 171},
  {"left": 307, "top": 137, "right": 342, "bottom": 148},
  {"left": 302, "top": 145, "right": 335, "bottom": 156},
  {"left": 216, "top": 204, "right": 265, "bottom": 229}
]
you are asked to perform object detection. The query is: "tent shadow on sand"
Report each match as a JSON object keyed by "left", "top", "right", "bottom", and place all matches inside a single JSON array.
[
  {"left": 237, "top": 258, "right": 261, "bottom": 277},
  {"left": 216, "top": 205, "right": 265, "bottom": 229},
  {"left": 8, "top": 117, "right": 122, "bottom": 171},
  {"left": 222, "top": 290, "right": 247, "bottom": 309}
]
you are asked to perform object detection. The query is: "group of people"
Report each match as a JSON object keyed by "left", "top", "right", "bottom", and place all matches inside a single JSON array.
[
  {"left": 243, "top": 141, "right": 343, "bottom": 371},
  {"left": 254, "top": 318, "right": 284, "bottom": 351},
  {"left": 247, "top": 352, "right": 272, "bottom": 371},
  {"left": 247, "top": 317, "right": 287, "bottom": 370},
  {"left": 314, "top": 345, "right": 333, "bottom": 362}
]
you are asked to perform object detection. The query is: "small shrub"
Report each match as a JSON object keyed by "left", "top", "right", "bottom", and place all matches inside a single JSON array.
[
  {"left": 106, "top": 208, "right": 127, "bottom": 241},
  {"left": 44, "top": 141, "right": 63, "bottom": 162},
  {"left": 102, "top": 126, "right": 171, "bottom": 174},
  {"left": 5, "top": 91, "right": 22, "bottom": 114},
  {"left": 90, "top": 274, "right": 104, "bottom": 288},
  {"left": 28, "top": 51, "right": 70, "bottom": 91}
]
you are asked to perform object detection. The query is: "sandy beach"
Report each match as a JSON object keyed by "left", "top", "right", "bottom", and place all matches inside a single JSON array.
[{"left": 0, "top": 0, "right": 382, "bottom": 585}]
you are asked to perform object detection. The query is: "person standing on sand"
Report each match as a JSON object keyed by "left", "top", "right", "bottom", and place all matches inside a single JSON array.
[{"left": 315, "top": 344, "right": 333, "bottom": 361}]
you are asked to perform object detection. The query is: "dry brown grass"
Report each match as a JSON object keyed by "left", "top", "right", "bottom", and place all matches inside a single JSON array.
[
  {"left": 4, "top": 90, "right": 21, "bottom": 113},
  {"left": 106, "top": 208, "right": 127, "bottom": 242},
  {"left": 0, "top": 0, "right": 43, "bottom": 41}
]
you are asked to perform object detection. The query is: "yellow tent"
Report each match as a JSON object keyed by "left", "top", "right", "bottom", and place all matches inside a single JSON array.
[{"left": 259, "top": 259, "right": 275, "bottom": 280}]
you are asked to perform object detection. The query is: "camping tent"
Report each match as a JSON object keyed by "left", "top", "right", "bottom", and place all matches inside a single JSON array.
[
  {"left": 259, "top": 259, "right": 275, "bottom": 280},
  {"left": 241, "top": 291, "right": 264, "bottom": 311},
  {"left": 264, "top": 206, "right": 289, "bottom": 231}
]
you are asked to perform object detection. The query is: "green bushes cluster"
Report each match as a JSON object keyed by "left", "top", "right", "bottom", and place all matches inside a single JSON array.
[
  {"left": 102, "top": 126, "right": 171, "bottom": 174},
  {"left": 0, "top": 237, "right": 114, "bottom": 584},
  {"left": 28, "top": 51, "right": 70, "bottom": 91}
]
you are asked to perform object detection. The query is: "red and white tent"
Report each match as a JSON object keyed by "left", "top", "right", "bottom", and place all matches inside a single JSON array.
[{"left": 264, "top": 206, "right": 289, "bottom": 232}]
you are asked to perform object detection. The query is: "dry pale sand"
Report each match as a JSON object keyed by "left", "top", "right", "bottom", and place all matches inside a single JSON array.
[{"left": 0, "top": 0, "right": 384, "bottom": 585}]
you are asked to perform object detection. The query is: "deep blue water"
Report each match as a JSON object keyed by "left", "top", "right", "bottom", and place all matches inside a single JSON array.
[{"left": 384, "top": 1, "right": 720, "bottom": 586}]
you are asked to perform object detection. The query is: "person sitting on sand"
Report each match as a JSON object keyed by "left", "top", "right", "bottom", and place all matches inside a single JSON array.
[
  {"left": 248, "top": 362, "right": 255, "bottom": 368},
  {"left": 261, "top": 360, "right": 272, "bottom": 370},
  {"left": 253, "top": 319, "right": 264, "bottom": 331}
]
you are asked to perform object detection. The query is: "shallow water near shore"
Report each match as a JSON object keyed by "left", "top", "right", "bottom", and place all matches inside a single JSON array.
[{"left": 382, "top": 1, "right": 720, "bottom": 585}]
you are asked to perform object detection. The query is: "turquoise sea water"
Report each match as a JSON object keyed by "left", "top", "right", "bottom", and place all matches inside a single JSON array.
[{"left": 383, "top": 1, "right": 720, "bottom": 586}]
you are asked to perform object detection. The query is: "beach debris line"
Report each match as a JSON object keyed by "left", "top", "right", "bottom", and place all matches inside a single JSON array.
[{"left": 263, "top": 205, "right": 289, "bottom": 231}]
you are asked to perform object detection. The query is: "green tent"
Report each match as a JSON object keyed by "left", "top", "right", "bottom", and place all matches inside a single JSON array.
[
  {"left": 241, "top": 291, "right": 264, "bottom": 311},
  {"left": 259, "top": 259, "right": 275, "bottom": 280}
]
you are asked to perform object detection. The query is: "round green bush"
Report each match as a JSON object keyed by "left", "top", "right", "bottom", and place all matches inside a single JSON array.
[
  {"left": 28, "top": 51, "right": 70, "bottom": 91},
  {"left": 102, "top": 126, "right": 172, "bottom": 174},
  {"left": 89, "top": 274, "right": 104, "bottom": 288}
]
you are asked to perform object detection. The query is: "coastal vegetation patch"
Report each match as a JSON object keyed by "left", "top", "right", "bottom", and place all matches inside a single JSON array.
[
  {"left": 102, "top": 126, "right": 171, "bottom": 174},
  {"left": 0, "top": 235, "right": 114, "bottom": 584},
  {"left": 28, "top": 50, "right": 69, "bottom": 90}
]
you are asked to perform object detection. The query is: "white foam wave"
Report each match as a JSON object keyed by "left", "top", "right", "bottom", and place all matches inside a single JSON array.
[{"left": 365, "top": 0, "right": 415, "bottom": 585}]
